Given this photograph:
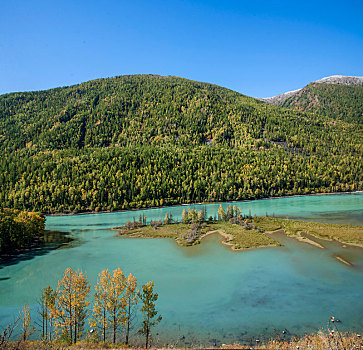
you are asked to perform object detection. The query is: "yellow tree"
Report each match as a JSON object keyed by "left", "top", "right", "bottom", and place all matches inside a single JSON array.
[
  {"left": 90, "top": 269, "right": 111, "bottom": 342},
  {"left": 138, "top": 281, "right": 162, "bottom": 349},
  {"left": 107, "top": 268, "right": 127, "bottom": 344},
  {"left": 40, "top": 285, "right": 56, "bottom": 341},
  {"left": 197, "top": 209, "right": 205, "bottom": 222},
  {"left": 54, "top": 268, "right": 90, "bottom": 344},
  {"left": 20, "top": 304, "right": 34, "bottom": 341},
  {"left": 124, "top": 273, "right": 138, "bottom": 345},
  {"left": 218, "top": 204, "right": 226, "bottom": 221},
  {"left": 181, "top": 209, "right": 188, "bottom": 223}
]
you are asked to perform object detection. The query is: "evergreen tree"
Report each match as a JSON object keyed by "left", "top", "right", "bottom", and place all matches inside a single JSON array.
[{"left": 138, "top": 281, "right": 162, "bottom": 349}]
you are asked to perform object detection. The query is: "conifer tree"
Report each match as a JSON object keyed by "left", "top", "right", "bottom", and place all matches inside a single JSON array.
[
  {"left": 181, "top": 209, "right": 188, "bottom": 223},
  {"left": 124, "top": 273, "right": 138, "bottom": 345},
  {"left": 40, "top": 285, "right": 56, "bottom": 341},
  {"left": 54, "top": 268, "right": 90, "bottom": 344},
  {"left": 90, "top": 269, "right": 111, "bottom": 342},
  {"left": 138, "top": 281, "right": 162, "bottom": 349},
  {"left": 218, "top": 204, "right": 226, "bottom": 221},
  {"left": 20, "top": 304, "right": 33, "bottom": 341},
  {"left": 164, "top": 213, "right": 171, "bottom": 225},
  {"left": 197, "top": 209, "right": 205, "bottom": 222},
  {"left": 107, "top": 268, "right": 127, "bottom": 344}
]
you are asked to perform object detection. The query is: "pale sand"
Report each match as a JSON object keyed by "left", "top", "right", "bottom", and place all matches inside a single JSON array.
[
  {"left": 200, "top": 229, "right": 279, "bottom": 251},
  {"left": 334, "top": 255, "right": 353, "bottom": 266}
]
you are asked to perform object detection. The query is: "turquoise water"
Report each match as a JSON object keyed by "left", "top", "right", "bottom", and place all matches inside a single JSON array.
[{"left": 0, "top": 193, "right": 362, "bottom": 346}]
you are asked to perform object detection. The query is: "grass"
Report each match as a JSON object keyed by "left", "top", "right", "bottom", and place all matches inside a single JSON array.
[
  {"left": 117, "top": 216, "right": 363, "bottom": 250},
  {"left": 117, "top": 221, "right": 280, "bottom": 250},
  {"left": 211, "top": 221, "right": 280, "bottom": 249},
  {"left": 253, "top": 217, "right": 363, "bottom": 246},
  {"left": 118, "top": 222, "right": 209, "bottom": 246},
  {"left": 2, "top": 331, "right": 362, "bottom": 349}
]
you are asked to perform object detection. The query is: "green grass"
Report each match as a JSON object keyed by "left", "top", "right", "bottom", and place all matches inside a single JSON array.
[
  {"left": 117, "top": 217, "right": 363, "bottom": 249},
  {"left": 118, "top": 221, "right": 280, "bottom": 250},
  {"left": 253, "top": 217, "right": 363, "bottom": 245},
  {"left": 211, "top": 221, "right": 280, "bottom": 249}
]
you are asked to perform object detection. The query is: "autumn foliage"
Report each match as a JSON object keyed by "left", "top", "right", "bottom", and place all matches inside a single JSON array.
[{"left": 34, "top": 267, "right": 160, "bottom": 346}]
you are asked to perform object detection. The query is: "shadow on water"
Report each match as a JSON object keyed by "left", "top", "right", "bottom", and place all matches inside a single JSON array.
[{"left": 0, "top": 230, "right": 77, "bottom": 270}]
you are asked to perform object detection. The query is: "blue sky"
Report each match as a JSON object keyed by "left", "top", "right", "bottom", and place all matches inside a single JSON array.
[{"left": 1, "top": 0, "right": 362, "bottom": 97}]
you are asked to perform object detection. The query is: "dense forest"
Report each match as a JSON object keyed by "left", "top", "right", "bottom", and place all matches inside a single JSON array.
[
  {"left": 0, "top": 75, "right": 362, "bottom": 213},
  {"left": 0, "top": 209, "right": 45, "bottom": 254},
  {"left": 280, "top": 82, "right": 363, "bottom": 124}
]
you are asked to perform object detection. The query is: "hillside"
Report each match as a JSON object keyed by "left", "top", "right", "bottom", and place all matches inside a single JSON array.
[
  {"left": 0, "top": 74, "right": 362, "bottom": 213},
  {"left": 260, "top": 75, "right": 363, "bottom": 124},
  {"left": 281, "top": 82, "right": 363, "bottom": 124}
]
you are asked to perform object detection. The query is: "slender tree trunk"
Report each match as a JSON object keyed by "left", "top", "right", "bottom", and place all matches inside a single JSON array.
[
  {"left": 42, "top": 304, "right": 45, "bottom": 340},
  {"left": 74, "top": 318, "right": 77, "bottom": 344},
  {"left": 103, "top": 309, "right": 106, "bottom": 342},
  {"left": 113, "top": 313, "right": 116, "bottom": 344},
  {"left": 69, "top": 301, "right": 73, "bottom": 342},
  {"left": 146, "top": 325, "right": 149, "bottom": 349},
  {"left": 45, "top": 308, "right": 48, "bottom": 341},
  {"left": 125, "top": 302, "right": 130, "bottom": 345}
]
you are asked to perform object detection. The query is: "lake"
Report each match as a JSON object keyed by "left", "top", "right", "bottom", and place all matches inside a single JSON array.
[{"left": 1, "top": 193, "right": 362, "bottom": 346}]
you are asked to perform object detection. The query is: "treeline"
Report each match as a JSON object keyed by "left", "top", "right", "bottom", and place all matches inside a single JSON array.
[
  {"left": 13, "top": 268, "right": 161, "bottom": 348},
  {"left": 0, "top": 209, "right": 45, "bottom": 254},
  {"left": 0, "top": 75, "right": 362, "bottom": 213},
  {"left": 281, "top": 82, "right": 363, "bottom": 124},
  {"left": 0, "top": 145, "right": 361, "bottom": 213}
]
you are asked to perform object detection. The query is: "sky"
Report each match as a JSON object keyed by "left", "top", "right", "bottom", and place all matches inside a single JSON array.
[{"left": 0, "top": 0, "right": 362, "bottom": 97}]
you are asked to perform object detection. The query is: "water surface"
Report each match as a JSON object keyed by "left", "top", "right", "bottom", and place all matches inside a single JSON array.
[{"left": 0, "top": 193, "right": 362, "bottom": 346}]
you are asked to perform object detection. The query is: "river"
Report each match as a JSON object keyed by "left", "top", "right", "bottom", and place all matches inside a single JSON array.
[{"left": 0, "top": 193, "right": 362, "bottom": 346}]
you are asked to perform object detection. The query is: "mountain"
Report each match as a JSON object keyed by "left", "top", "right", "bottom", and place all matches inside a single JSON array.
[
  {"left": 0, "top": 74, "right": 361, "bottom": 213},
  {"left": 314, "top": 75, "right": 363, "bottom": 86},
  {"left": 260, "top": 75, "right": 363, "bottom": 123}
]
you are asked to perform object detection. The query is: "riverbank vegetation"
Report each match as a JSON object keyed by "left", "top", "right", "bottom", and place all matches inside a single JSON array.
[
  {"left": 0, "top": 331, "right": 361, "bottom": 349},
  {"left": 1, "top": 75, "right": 362, "bottom": 214},
  {"left": 0, "top": 268, "right": 161, "bottom": 348},
  {"left": 116, "top": 206, "right": 280, "bottom": 249},
  {"left": 116, "top": 206, "right": 363, "bottom": 250},
  {"left": 0, "top": 209, "right": 45, "bottom": 255}
]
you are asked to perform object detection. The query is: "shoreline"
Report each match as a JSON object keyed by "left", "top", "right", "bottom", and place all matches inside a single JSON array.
[
  {"left": 289, "top": 229, "right": 363, "bottom": 250},
  {"left": 290, "top": 232, "right": 325, "bottom": 249},
  {"left": 46, "top": 190, "right": 361, "bottom": 217},
  {"left": 200, "top": 229, "right": 279, "bottom": 251},
  {"left": 114, "top": 218, "right": 363, "bottom": 253}
]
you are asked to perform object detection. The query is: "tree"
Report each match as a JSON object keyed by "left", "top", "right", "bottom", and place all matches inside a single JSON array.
[
  {"left": 226, "top": 205, "right": 233, "bottom": 220},
  {"left": 54, "top": 268, "right": 90, "bottom": 344},
  {"left": 197, "top": 209, "right": 205, "bottom": 222},
  {"left": 187, "top": 208, "right": 198, "bottom": 223},
  {"left": 164, "top": 213, "right": 171, "bottom": 225},
  {"left": 138, "top": 281, "right": 162, "bottom": 349},
  {"left": 218, "top": 204, "right": 226, "bottom": 221},
  {"left": 20, "top": 304, "right": 33, "bottom": 341},
  {"left": 181, "top": 209, "right": 188, "bottom": 224},
  {"left": 107, "top": 268, "right": 127, "bottom": 344},
  {"left": 124, "top": 273, "right": 138, "bottom": 345},
  {"left": 90, "top": 269, "right": 111, "bottom": 342},
  {"left": 40, "top": 285, "right": 56, "bottom": 341}
]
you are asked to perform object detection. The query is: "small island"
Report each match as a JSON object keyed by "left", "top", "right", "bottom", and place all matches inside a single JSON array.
[{"left": 114, "top": 205, "right": 363, "bottom": 251}]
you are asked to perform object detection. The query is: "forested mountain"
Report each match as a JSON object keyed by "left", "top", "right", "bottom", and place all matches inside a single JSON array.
[
  {"left": 261, "top": 75, "right": 363, "bottom": 124},
  {"left": 0, "top": 74, "right": 362, "bottom": 213},
  {"left": 280, "top": 83, "right": 363, "bottom": 124}
]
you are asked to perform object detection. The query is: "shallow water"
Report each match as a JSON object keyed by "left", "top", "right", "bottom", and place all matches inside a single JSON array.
[{"left": 0, "top": 193, "right": 362, "bottom": 345}]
